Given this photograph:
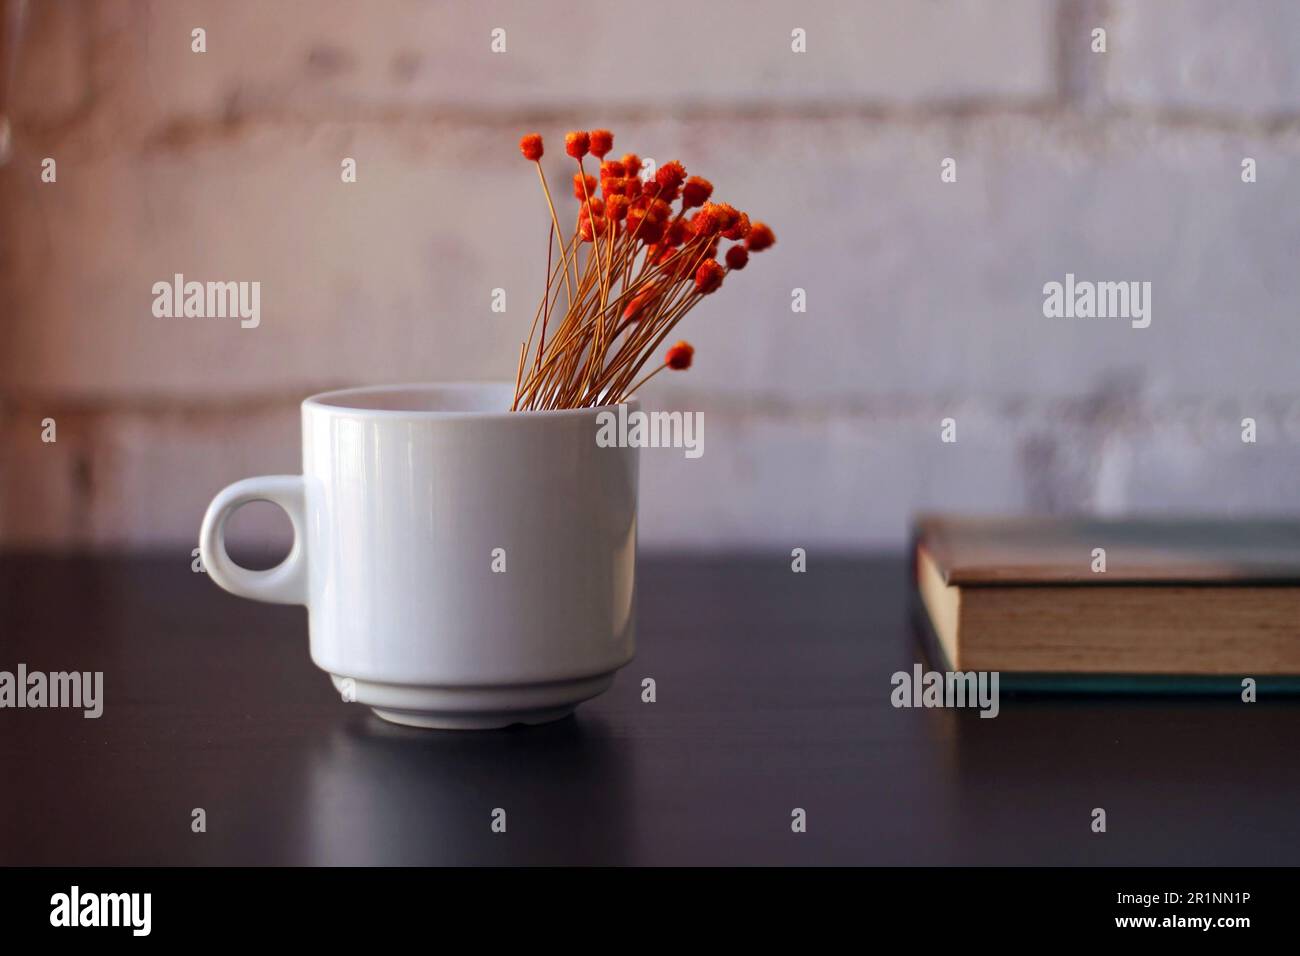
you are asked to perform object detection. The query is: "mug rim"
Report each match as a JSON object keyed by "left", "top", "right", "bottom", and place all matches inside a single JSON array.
[{"left": 302, "top": 381, "right": 639, "bottom": 419}]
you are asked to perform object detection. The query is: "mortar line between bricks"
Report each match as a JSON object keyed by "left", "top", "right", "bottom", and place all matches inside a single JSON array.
[
  {"left": 16, "top": 99, "right": 1300, "bottom": 157},
  {"left": 4, "top": 390, "right": 1299, "bottom": 429},
  {"left": 138, "top": 103, "right": 1300, "bottom": 145}
]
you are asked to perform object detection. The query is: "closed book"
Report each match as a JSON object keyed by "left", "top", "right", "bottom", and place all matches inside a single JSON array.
[{"left": 913, "top": 516, "right": 1300, "bottom": 688}]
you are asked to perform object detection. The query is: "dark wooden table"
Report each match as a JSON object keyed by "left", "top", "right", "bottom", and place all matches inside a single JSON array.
[{"left": 1, "top": 553, "right": 1297, "bottom": 866}]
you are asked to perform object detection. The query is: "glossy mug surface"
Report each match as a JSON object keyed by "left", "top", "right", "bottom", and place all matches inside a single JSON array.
[{"left": 199, "top": 383, "right": 638, "bottom": 729}]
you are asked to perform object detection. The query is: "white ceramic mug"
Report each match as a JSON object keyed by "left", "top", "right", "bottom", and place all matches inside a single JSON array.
[{"left": 199, "top": 383, "right": 638, "bottom": 729}]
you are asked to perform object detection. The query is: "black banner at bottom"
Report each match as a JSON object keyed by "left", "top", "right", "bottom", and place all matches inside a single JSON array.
[{"left": 0, "top": 866, "right": 1285, "bottom": 941}]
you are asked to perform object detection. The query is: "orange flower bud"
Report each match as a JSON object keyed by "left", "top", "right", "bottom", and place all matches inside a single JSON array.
[
  {"left": 565, "top": 130, "right": 590, "bottom": 158},
  {"left": 589, "top": 129, "right": 614, "bottom": 159},
  {"left": 647, "top": 198, "right": 672, "bottom": 223},
  {"left": 689, "top": 205, "right": 720, "bottom": 238},
  {"left": 723, "top": 210, "right": 751, "bottom": 241},
  {"left": 665, "top": 341, "right": 694, "bottom": 370},
  {"left": 637, "top": 219, "right": 665, "bottom": 244},
  {"left": 620, "top": 154, "right": 643, "bottom": 179},
  {"left": 656, "top": 160, "right": 686, "bottom": 190},
  {"left": 682, "top": 176, "right": 713, "bottom": 209},
  {"left": 724, "top": 245, "right": 749, "bottom": 271},
  {"left": 694, "top": 259, "right": 724, "bottom": 295},
  {"left": 713, "top": 203, "right": 740, "bottom": 232},
  {"left": 664, "top": 219, "right": 688, "bottom": 247},
  {"left": 605, "top": 194, "right": 629, "bottom": 221},
  {"left": 745, "top": 221, "right": 775, "bottom": 252},
  {"left": 573, "top": 171, "right": 599, "bottom": 199},
  {"left": 600, "top": 159, "right": 626, "bottom": 178},
  {"left": 519, "top": 133, "right": 544, "bottom": 161},
  {"left": 578, "top": 214, "right": 608, "bottom": 242},
  {"left": 625, "top": 206, "right": 648, "bottom": 236}
]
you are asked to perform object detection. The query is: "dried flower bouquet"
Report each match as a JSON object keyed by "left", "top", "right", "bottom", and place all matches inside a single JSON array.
[{"left": 512, "top": 129, "right": 775, "bottom": 411}]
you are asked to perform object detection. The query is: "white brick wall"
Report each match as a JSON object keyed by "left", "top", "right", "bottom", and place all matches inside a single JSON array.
[
  {"left": 64, "top": 0, "right": 1057, "bottom": 121},
  {"left": 3, "top": 0, "right": 1298, "bottom": 551},
  {"left": 1106, "top": 0, "right": 1300, "bottom": 116}
]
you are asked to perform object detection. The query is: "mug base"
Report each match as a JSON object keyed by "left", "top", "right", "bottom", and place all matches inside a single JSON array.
[
  {"left": 330, "top": 671, "right": 618, "bottom": 731},
  {"left": 371, "top": 704, "right": 576, "bottom": 730}
]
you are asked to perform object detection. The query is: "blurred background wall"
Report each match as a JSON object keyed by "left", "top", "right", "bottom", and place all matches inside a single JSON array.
[{"left": 2, "top": 0, "right": 1299, "bottom": 558}]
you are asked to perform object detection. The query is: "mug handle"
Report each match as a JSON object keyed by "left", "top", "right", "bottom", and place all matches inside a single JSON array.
[{"left": 199, "top": 475, "right": 308, "bottom": 605}]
